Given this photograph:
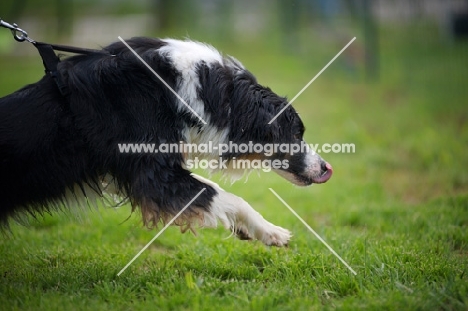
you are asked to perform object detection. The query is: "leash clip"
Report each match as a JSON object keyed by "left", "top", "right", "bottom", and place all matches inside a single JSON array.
[
  {"left": 0, "top": 18, "right": 34, "bottom": 43},
  {"left": 1, "top": 18, "right": 106, "bottom": 98}
]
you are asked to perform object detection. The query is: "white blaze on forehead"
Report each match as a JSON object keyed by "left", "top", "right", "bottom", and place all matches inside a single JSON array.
[{"left": 158, "top": 39, "right": 224, "bottom": 124}]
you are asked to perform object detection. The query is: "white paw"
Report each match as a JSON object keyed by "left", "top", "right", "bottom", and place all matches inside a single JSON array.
[{"left": 256, "top": 223, "right": 292, "bottom": 247}]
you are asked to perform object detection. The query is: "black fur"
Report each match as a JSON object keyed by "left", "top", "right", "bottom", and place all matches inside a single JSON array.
[{"left": 0, "top": 37, "right": 314, "bottom": 228}]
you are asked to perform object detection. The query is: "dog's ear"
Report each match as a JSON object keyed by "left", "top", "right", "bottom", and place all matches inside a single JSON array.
[{"left": 228, "top": 72, "right": 291, "bottom": 143}]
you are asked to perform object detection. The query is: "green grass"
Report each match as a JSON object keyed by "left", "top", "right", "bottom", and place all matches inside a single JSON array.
[{"left": 0, "top": 23, "right": 467, "bottom": 310}]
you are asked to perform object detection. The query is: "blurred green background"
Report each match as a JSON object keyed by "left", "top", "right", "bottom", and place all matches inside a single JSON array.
[
  {"left": 0, "top": 1, "right": 467, "bottom": 310},
  {"left": 1, "top": 0, "right": 466, "bottom": 202}
]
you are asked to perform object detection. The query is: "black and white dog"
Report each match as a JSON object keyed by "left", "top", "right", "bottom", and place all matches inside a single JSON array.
[{"left": 0, "top": 37, "right": 332, "bottom": 246}]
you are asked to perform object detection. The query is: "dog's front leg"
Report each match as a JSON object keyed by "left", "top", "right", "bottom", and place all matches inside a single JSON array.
[{"left": 192, "top": 174, "right": 291, "bottom": 246}]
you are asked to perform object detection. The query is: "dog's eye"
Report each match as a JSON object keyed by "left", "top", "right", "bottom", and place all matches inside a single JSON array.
[{"left": 294, "top": 133, "right": 302, "bottom": 140}]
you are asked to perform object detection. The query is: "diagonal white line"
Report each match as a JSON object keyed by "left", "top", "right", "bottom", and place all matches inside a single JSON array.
[
  {"left": 117, "top": 188, "right": 206, "bottom": 276},
  {"left": 268, "top": 188, "right": 357, "bottom": 275},
  {"left": 268, "top": 37, "right": 356, "bottom": 124},
  {"left": 117, "top": 36, "right": 207, "bottom": 125}
]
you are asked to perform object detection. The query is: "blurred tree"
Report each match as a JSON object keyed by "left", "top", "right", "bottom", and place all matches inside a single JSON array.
[
  {"left": 362, "top": 0, "right": 378, "bottom": 82},
  {"left": 278, "top": 0, "right": 302, "bottom": 51},
  {"left": 0, "top": 0, "right": 73, "bottom": 39},
  {"left": 151, "top": 0, "right": 198, "bottom": 32},
  {"left": 56, "top": 0, "right": 73, "bottom": 39},
  {"left": 156, "top": 0, "right": 172, "bottom": 30},
  {"left": 6, "top": 0, "right": 28, "bottom": 21}
]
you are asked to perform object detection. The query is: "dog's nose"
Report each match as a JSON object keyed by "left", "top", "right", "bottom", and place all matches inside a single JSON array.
[
  {"left": 313, "top": 161, "right": 333, "bottom": 184},
  {"left": 321, "top": 161, "right": 330, "bottom": 174}
]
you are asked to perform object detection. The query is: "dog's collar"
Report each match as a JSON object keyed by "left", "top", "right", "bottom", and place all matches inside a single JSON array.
[{"left": 1, "top": 19, "right": 107, "bottom": 97}]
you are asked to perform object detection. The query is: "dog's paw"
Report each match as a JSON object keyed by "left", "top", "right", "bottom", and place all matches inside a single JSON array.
[
  {"left": 257, "top": 224, "right": 292, "bottom": 247},
  {"left": 234, "top": 226, "right": 253, "bottom": 240}
]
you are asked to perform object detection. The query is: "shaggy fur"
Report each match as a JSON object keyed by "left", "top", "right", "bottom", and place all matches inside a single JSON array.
[{"left": 0, "top": 37, "right": 332, "bottom": 245}]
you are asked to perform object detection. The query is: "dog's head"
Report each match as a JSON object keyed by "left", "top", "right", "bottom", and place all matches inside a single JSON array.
[
  {"left": 218, "top": 68, "right": 333, "bottom": 186},
  {"left": 92, "top": 38, "right": 332, "bottom": 186}
]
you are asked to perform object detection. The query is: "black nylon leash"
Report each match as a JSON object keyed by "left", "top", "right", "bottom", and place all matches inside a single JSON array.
[{"left": 1, "top": 18, "right": 106, "bottom": 97}]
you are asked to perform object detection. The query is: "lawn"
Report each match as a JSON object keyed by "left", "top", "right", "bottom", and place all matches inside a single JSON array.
[{"left": 0, "top": 23, "right": 467, "bottom": 310}]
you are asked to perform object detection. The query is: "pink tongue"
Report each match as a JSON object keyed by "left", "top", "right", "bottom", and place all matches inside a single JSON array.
[{"left": 314, "top": 162, "right": 333, "bottom": 184}]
